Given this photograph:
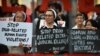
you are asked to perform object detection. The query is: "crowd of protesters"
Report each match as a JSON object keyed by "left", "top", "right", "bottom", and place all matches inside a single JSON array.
[{"left": 0, "top": 0, "right": 100, "bottom": 55}]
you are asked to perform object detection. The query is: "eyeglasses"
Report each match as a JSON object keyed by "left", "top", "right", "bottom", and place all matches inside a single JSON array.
[
  {"left": 45, "top": 14, "right": 53, "bottom": 17},
  {"left": 15, "top": 16, "right": 23, "bottom": 19}
]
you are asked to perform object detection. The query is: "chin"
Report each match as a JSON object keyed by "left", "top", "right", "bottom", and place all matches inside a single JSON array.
[{"left": 78, "top": 23, "right": 83, "bottom": 26}]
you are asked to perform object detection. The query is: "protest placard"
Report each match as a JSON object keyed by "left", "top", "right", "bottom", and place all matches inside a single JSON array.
[{"left": 0, "top": 21, "right": 32, "bottom": 46}]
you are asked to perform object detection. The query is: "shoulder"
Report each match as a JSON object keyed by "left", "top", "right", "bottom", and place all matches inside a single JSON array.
[{"left": 72, "top": 25, "right": 78, "bottom": 29}]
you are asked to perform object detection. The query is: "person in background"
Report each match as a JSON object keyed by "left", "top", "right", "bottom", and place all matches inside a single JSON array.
[
  {"left": 87, "top": 11, "right": 98, "bottom": 28},
  {"left": 72, "top": 13, "right": 85, "bottom": 29},
  {"left": 19, "top": 4, "right": 31, "bottom": 22},
  {"left": 32, "top": 5, "right": 44, "bottom": 29},
  {"left": 85, "top": 20, "right": 97, "bottom": 30},
  {"left": 9, "top": 11, "right": 30, "bottom": 54},
  {"left": 31, "top": 5, "right": 43, "bottom": 20}
]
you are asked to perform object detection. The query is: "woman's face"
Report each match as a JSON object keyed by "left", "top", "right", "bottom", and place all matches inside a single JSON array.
[
  {"left": 45, "top": 11, "right": 54, "bottom": 24},
  {"left": 15, "top": 12, "right": 24, "bottom": 22},
  {"left": 86, "top": 21, "right": 92, "bottom": 27},
  {"left": 75, "top": 16, "right": 84, "bottom": 25}
]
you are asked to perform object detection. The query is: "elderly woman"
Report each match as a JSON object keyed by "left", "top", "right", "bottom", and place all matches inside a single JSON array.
[
  {"left": 39, "top": 9, "right": 62, "bottom": 54},
  {"left": 14, "top": 11, "right": 26, "bottom": 22},
  {"left": 40, "top": 9, "right": 58, "bottom": 29},
  {"left": 9, "top": 11, "right": 30, "bottom": 54}
]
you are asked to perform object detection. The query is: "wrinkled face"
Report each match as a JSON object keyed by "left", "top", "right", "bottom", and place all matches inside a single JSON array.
[
  {"left": 75, "top": 16, "right": 84, "bottom": 25},
  {"left": 45, "top": 11, "right": 54, "bottom": 24},
  {"left": 15, "top": 12, "right": 24, "bottom": 22}
]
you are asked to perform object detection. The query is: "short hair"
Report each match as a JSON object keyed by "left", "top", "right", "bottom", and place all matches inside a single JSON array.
[{"left": 75, "top": 13, "right": 84, "bottom": 19}]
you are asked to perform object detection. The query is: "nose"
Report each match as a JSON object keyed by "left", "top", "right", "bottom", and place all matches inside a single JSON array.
[{"left": 78, "top": 18, "right": 82, "bottom": 21}]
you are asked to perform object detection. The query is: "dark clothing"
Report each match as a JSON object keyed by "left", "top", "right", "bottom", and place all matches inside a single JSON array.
[
  {"left": 90, "top": 20, "right": 98, "bottom": 28},
  {"left": 98, "top": 19, "right": 100, "bottom": 29},
  {"left": 0, "top": 44, "right": 9, "bottom": 53}
]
